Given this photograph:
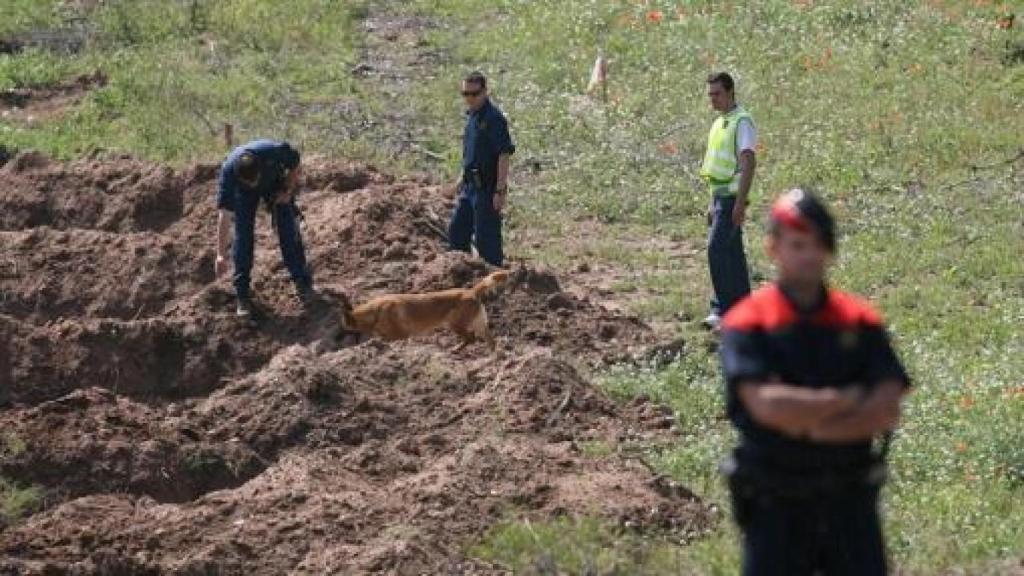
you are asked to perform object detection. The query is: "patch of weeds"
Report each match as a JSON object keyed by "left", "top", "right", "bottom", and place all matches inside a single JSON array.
[
  {"left": 1, "top": 433, "right": 27, "bottom": 458},
  {"left": 0, "top": 476, "right": 42, "bottom": 522},
  {"left": 578, "top": 440, "right": 615, "bottom": 459},
  {"left": 181, "top": 449, "right": 228, "bottom": 477},
  {"left": 472, "top": 516, "right": 690, "bottom": 575}
]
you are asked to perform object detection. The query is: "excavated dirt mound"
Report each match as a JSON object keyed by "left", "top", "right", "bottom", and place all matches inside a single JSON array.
[
  {"left": 0, "top": 229, "right": 208, "bottom": 321},
  {"left": 0, "top": 387, "right": 264, "bottom": 505},
  {"left": 0, "top": 153, "right": 709, "bottom": 574}
]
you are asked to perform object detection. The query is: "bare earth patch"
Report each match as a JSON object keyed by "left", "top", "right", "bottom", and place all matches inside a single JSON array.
[
  {"left": 0, "top": 71, "right": 106, "bottom": 125},
  {"left": 0, "top": 152, "right": 712, "bottom": 574}
]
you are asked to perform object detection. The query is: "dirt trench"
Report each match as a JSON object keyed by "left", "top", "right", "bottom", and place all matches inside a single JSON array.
[{"left": 0, "top": 151, "right": 711, "bottom": 574}]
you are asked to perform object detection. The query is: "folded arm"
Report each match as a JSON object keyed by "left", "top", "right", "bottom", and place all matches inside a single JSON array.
[
  {"left": 809, "top": 379, "right": 907, "bottom": 443},
  {"left": 738, "top": 380, "right": 860, "bottom": 438}
]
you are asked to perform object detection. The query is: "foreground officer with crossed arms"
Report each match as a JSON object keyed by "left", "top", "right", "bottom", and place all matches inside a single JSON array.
[{"left": 720, "top": 188, "right": 911, "bottom": 575}]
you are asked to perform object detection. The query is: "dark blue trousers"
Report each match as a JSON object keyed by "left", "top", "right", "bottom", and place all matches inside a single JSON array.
[
  {"left": 232, "top": 194, "right": 311, "bottom": 299},
  {"left": 708, "top": 195, "right": 751, "bottom": 315},
  {"left": 737, "top": 488, "right": 888, "bottom": 576},
  {"left": 448, "top": 182, "right": 503, "bottom": 267}
]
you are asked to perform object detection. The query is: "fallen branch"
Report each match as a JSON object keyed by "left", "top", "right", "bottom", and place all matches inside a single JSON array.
[
  {"left": 188, "top": 105, "right": 218, "bottom": 136},
  {"left": 409, "top": 142, "right": 445, "bottom": 161},
  {"left": 938, "top": 176, "right": 985, "bottom": 192},
  {"left": 933, "top": 151, "right": 1022, "bottom": 193},
  {"left": 969, "top": 149, "right": 1023, "bottom": 172},
  {"left": 417, "top": 216, "right": 449, "bottom": 242}
]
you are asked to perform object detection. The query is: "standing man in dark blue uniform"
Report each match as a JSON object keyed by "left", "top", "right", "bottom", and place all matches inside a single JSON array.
[
  {"left": 719, "top": 188, "right": 911, "bottom": 575},
  {"left": 215, "top": 139, "right": 313, "bottom": 317},
  {"left": 448, "top": 71, "right": 515, "bottom": 267}
]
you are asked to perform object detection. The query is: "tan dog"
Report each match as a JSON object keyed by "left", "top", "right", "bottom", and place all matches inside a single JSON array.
[{"left": 339, "top": 271, "right": 509, "bottom": 351}]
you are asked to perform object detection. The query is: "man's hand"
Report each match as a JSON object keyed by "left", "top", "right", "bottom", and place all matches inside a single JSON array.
[
  {"left": 275, "top": 167, "right": 301, "bottom": 204},
  {"left": 216, "top": 209, "right": 233, "bottom": 279},
  {"left": 215, "top": 254, "right": 229, "bottom": 277},
  {"left": 274, "top": 189, "right": 294, "bottom": 205},
  {"left": 286, "top": 166, "right": 302, "bottom": 190},
  {"left": 732, "top": 197, "right": 747, "bottom": 227},
  {"left": 738, "top": 381, "right": 863, "bottom": 439},
  {"left": 809, "top": 380, "right": 907, "bottom": 443},
  {"left": 493, "top": 190, "right": 507, "bottom": 215},
  {"left": 834, "top": 385, "right": 867, "bottom": 412}
]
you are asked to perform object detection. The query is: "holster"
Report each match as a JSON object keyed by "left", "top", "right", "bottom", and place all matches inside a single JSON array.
[
  {"left": 723, "top": 458, "right": 757, "bottom": 527},
  {"left": 465, "top": 167, "right": 484, "bottom": 190}
]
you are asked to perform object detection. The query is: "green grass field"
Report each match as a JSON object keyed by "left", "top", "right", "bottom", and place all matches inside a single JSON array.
[{"left": 2, "top": 0, "right": 1022, "bottom": 573}]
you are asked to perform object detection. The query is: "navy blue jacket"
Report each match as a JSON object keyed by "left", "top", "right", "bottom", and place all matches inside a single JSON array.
[
  {"left": 217, "top": 140, "right": 301, "bottom": 212},
  {"left": 462, "top": 99, "right": 515, "bottom": 192}
]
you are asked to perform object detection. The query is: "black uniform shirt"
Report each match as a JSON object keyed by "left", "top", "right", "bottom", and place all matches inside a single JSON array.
[
  {"left": 217, "top": 139, "right": 301, "bottom": 212},
  {"left": 720, "top": 283, "right": 911, "bottom": 473},
  {"left": 462, "top": 98, "right": 515, "bottom": 192}
]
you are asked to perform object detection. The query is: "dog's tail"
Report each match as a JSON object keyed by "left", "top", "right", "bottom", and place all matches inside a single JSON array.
[{"left": 470, "top": 270, "right": 510, "bottom": 299}]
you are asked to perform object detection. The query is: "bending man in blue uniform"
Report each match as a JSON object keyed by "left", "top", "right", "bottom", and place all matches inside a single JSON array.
[
  {"left": 448, "top": 71, "right": 515, "bottom": 267},
  {"left": 215, "top": 139, "right": 313, "bottom": 317},
  {"left": 720, "top": 188, "right": 911, "bottom": 576}
]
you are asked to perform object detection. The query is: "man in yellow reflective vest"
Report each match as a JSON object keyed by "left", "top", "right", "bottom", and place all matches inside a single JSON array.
[{"left": 700, "top": 72, "right": 757, "bottom": 331}]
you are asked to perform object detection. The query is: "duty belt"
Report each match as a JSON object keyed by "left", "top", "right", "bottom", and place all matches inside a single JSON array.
[
  {"left": 708, "top": 178, "right": 738, "bottom": 198},
  {"left": 711, "top": 184, "right": 737, "bottom": 198},
  {"left": 720, "top": 434, "right": 893, "bottom": 501},
  {"left": 721, "top": 456, "right": 887, "bottom": 502}
]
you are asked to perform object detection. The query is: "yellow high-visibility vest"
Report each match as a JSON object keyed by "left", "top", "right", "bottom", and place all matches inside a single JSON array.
[{"left": 700, "top": 106, "right": 754, "bottom": 196}]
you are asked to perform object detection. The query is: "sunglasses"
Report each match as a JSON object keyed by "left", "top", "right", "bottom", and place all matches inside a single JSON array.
[{"left": 461, "top": 89, "right": 483, "bottom": 97}]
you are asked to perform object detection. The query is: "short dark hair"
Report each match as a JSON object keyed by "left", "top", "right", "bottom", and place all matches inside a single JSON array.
[
  {"left": 463, "top": 71, "right": 487, "bottom": 90},
  {"left": 769, "top": 187, "right": 837, "bottom": 253},
  {"left": 707, "top": 72, "right": 735, "bottom": 93},
  {"left": 234, "top": 152, "right": 260, "bottom": 183}
]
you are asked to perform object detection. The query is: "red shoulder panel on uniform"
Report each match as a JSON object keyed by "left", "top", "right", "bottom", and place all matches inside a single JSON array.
[
  {"left": 722, "top": 285, "right": 798, "bottom": 331},
  {"left": 813, "top": 289, "right": 884, "bottom": 328}
]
